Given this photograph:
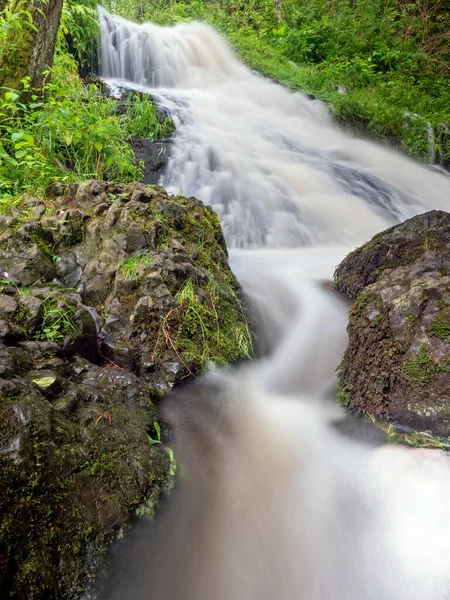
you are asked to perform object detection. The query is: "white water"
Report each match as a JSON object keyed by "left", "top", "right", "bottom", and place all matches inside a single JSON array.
[{"left": 97, "top": 8, "right": 450, "bottom": 600}]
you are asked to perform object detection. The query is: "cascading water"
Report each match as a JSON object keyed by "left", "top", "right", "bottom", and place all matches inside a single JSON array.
[{"left": 95, "top": 7, "right": 450, "bottom": 599}]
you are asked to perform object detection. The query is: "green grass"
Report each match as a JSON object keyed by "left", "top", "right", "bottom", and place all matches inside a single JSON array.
[
  {"left": 39, "top": 295, "right": 79, "bottom": 343},
  {"left": 0, "top": 0, "right": 175, "bottom": 201},
  {"left": 367, "top": 412, "right": 450, "bottom": 451},
  {"left": 123, "top": 94, "right": 174, "bottom": 141},
  {"left": 154, "top": 276, "right": 253, "bottom": 374},
  {"left": 117, "top": 252, "right": 155, "bottom": 281}
]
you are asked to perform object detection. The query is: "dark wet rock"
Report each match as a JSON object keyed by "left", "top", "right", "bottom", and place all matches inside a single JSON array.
[
  {"left": 0, "top": 180, "right": 253, "bottom": 598},
  {"left": 131, "top": 138, "right": 171, "bottom": 185},
  {"left": 334, "top": 210, "right": 450, "bottom": 298},
  {"left": 334, "top": 211, "right": 450, "bottom": 436}
]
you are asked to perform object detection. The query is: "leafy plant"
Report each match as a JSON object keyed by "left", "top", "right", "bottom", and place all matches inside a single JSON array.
[
  {"left": 39, "top": 295, "right": 79, "bottom": 343},
  {"left": 147, "top": 421, "right": 177, "bottom": 478},
  {"left": 123, "top": 94, "right": 174, "bottom": 140}
]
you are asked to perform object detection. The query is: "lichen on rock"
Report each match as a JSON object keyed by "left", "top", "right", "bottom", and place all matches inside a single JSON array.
[
  {"left": 0, "top": 180, "right": 253, "bottom": 597},
  {"left": 334, "top": 210, "right": 450, "bottom": 437}
]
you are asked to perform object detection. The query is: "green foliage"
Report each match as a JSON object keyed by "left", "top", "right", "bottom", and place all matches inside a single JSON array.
[
  {"left": 366, "top": 412, "right": 450, "bottom": 451},
  {"left": 123, "top": 94, "right": 174, "bottom": 140},
  {"left": 166, "top": 276, "right": 253, "bottom": 371},
  {"left": 0, "top": 0, "right": 187, "bottom": 200},
  {"left": 59, "top": 0, "right": 100, "bottom": 74},
  {"left": 0, "top": 52, "right": 142, "bottom": 197},
  {"left": 147, "top": 421, "right": 177, "bottom": 481},
  {"left": 39, "top": 295, "right": 79, "bottom": 343}
]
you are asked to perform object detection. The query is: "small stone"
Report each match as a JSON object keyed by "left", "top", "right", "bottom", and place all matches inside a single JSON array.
[
  {"left": 18, "top": 295, "right": 43, "bottom": 332},
  {"left": 47, "top": 182, "right": 68, "bottom": 198},
  {"left": 31, "top": 205, "right": 46, "bottom": 219},
  {"left": 133, "top": 296, "right": 154, "bottom": 323},
  {"left": 93, "top": 203, "right": 109, "bottom": 216},
  {"left": 91, "top": 180, "right": 105, "bottom": 196},
  {"left": 130, "top": 189, "right": 145, "bottom": 203},
  {"left": 0, "top": 294, "right": 17, "bottom": 316},
  {"left": 125, "top": 222, "right": 146, "bottom": 253}
]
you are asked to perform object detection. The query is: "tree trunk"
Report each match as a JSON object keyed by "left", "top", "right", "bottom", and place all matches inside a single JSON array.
[{"left": 0, "top": 0, "right": 64, "bottom": 92}]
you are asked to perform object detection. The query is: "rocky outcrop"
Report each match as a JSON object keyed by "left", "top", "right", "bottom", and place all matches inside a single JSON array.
[
  {"left": 334, "top": 211, "right": 450, "bottom": 437},
  {"left": 0, "top": 180, "right": 253, "bottom": 597}
]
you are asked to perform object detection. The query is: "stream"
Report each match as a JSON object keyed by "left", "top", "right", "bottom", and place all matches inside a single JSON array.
[{"left": 95, "top": 8, "right": 450, "bottom": 599}]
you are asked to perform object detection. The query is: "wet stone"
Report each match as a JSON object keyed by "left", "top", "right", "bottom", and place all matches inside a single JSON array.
[{"left": 0, "top": 294, "right": 17, "bottom": 316}]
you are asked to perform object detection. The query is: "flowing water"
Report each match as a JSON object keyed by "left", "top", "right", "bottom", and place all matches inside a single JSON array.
[{"left": 96, "top": 8, "right": 450, "bottom": 599}]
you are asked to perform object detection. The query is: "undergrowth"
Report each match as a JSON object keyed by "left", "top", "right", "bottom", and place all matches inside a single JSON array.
[
  {"left": 39, "top": 296, "right": 79, "bottom": 343},
  {"left": 123, "top": 94, "right": 174, "bottom": 140},
  {"left": 0, "top": 0, "right": 173, "bottom": 200}
]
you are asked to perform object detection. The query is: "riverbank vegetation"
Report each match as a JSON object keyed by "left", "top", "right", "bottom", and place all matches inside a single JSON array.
[
  {"left": 104, "top": 0, "right": 450, "bottom": 165},
  {"left": 0, "top": 0, "right": 171, "bottom": 198}
]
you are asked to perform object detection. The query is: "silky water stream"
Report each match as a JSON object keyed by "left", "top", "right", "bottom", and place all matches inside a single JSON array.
[{"left": 94, "top": 8, "right": 450, "bottom": 599}]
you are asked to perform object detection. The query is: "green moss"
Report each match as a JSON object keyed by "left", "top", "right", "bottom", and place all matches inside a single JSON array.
[
  {"left": 403, "top": 344, "right": 437, "bottom": 387},
  {"left": 348, "top": 290, "right": 383, "bottom": 324},
  {"left": 430, "top": 310, "right": 450, "bottom": 340},
  {"left": 407, "top": 312, "right": 419, "bottom": 327},
  {"left": 0, "top": 396, "right": 169, "bottom": 598},
  {"left": 30, "top": 231, "right": 58, "bottom": 261},
  {"left": 336, "top": 379, "right": 352, "bottom": 407},
  {"left": 14, "top": 302, "right": 29, "bottom": 327}
]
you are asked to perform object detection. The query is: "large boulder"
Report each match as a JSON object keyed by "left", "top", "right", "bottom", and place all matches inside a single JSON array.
[
  {"left": 0, "top": 181, "right": 253, "bottom": 597},
  {"left": 334, "top": 211, "right": 450, "bottom": 436}
]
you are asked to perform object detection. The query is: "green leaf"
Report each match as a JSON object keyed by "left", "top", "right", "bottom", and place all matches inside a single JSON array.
[
  {"left": 5, "top": 92, "right": 19, "bottom": 102},
  {"left": 147, "top": 434, "right": 161, "bottom": 446}
]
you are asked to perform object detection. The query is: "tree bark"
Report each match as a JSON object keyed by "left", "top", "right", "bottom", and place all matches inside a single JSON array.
[{"left": 0, "top": 0, "right": 64, "bottom": 92}]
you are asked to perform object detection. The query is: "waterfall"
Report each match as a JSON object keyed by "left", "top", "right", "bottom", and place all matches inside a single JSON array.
[{"left": 95, "top": 8, "right": 450, "bottom": 600}]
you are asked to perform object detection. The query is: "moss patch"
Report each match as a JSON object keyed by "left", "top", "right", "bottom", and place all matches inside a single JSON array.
[
  {"left": 430, "top": 310, "right": 450, "bottom": 340},
  {"left": 403, "top": 345, "right": 438, "bottom": 388}
]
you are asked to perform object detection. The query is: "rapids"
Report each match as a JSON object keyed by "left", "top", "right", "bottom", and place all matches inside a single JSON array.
[{"left": 95, "top": 7, "right": 450, "bottom": 599}]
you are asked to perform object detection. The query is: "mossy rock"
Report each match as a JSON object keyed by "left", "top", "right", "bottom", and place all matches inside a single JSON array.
[
  {"left": 0, "top": 180, "right": 253, "bottom": 597},
  {"left": 334, "top": 211, "right": 450, "bottom": 437}
]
